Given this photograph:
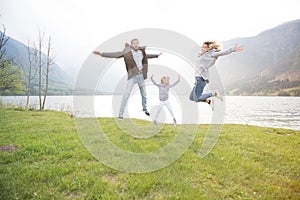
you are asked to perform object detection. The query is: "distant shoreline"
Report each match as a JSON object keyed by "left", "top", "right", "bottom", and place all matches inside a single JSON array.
[{"left": 1, "top": 94, "right": 300, "bottom": 97}]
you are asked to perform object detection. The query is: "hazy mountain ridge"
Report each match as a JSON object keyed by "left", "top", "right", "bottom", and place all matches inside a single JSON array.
[
  {"left": 1, "top": 32, "right": 74, "bottom": 95},
  {"left": 2, "top": 19, "right": 299, "bottom": 96},
  {"left": 218, "top": 19, "right": 300, "bottom": 96}
]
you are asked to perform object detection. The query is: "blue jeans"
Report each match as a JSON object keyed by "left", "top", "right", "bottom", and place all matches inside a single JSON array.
[
  {"left": 189, "top": 76, "right": 212, "bottom": 102},
  {"left": 119, "top": 74, "right": 147, "bottom": 116}
]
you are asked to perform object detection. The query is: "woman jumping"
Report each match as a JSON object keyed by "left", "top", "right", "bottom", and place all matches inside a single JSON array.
[{"left": 189, "top": 41, "right": 243, "bottom": 110}]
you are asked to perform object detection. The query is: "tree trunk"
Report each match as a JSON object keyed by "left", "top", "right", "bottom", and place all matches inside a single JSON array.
[
  {"left": 38, "top": 31, "right": 43, "bottom": 110},
  {"left": 25, "top": 73, "right": 31, "bottom": 110},
  {"left": 41, "top": 36, "right": 51, "bottom": 110},
  {"left": 25, "top": 44, "right": 32, "bottom": 111}
]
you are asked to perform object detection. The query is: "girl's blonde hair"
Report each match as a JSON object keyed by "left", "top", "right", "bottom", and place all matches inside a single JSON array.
[
  {"left": 200, "top": 40, "right": 222, "bottom": 56},
  {"left": 161, "top": 76, "right": 169, "bottom": 84}
]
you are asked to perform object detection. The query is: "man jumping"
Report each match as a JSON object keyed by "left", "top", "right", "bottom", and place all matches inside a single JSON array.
[{"left": 93, "top": 39, "right": 162, "bottom": 119}]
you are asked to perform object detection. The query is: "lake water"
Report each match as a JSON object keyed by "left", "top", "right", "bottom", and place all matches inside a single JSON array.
[{"left": 1, "top": 95, "right": 300, "bottom": 130}]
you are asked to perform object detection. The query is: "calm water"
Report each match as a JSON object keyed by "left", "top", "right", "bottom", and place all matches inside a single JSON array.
[{"left": 1, "top": 96, "right": 300, "bottom": 130}]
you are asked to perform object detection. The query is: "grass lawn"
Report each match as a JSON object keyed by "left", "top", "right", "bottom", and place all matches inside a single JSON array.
[{"left": 0, "top": 108, "right": 299, "bottom": 199}]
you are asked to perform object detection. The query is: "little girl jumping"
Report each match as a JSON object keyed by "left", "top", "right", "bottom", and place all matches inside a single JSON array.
[{"left": 151, "top": 75, "right": 180, "bottom": 126}]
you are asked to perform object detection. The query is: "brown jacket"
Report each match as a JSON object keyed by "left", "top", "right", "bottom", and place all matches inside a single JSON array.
[{"left": 101, "top": 43, "right": 159, "bottom": 80}]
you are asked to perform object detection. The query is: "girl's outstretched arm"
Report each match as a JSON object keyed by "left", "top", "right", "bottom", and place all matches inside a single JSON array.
[
  {"left": 151, "top": 75, "right": 160, "bottom": 86},
  {"left": 169, "top": 75, "right": 180, "bottom": 88}
]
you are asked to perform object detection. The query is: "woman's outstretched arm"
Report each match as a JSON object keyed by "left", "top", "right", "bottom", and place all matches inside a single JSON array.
[{"left": 212, "top": 44, "right": 243, "bottom": 58}]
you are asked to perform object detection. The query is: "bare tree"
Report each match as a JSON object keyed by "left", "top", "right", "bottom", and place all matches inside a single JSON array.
[
  {"left": 37, "top": 29, "right": 44, "bottom": 110},
  {"left": 41, "top": 36, "right": 53, "bottom": 110},
  {"left": 21, "top": 28, "right": 53, "bottom": 110},
  {"left": 22, "top": 41, "right": 38, "bottom": 110}
]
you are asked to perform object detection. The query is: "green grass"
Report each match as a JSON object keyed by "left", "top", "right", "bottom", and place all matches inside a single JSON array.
[{"left": 0, "top": 108, "right": 299, "bottom": 199}]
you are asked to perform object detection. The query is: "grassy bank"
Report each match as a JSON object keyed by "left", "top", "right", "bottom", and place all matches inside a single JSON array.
[{"left": 0, "top": 108, "right": 299, "bottom": 199}]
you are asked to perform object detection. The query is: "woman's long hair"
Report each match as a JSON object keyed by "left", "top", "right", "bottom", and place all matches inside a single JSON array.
[{"left": 200, "top": 40, "right": 222, "bottom": 56}]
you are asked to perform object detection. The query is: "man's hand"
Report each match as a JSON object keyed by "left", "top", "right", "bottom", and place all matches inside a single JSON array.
[{"left": 93, "top": 51, "right": 102, "bottom": 56}]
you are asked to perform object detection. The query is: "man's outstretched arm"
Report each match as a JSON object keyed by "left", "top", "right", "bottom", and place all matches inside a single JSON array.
[
  {"left": 93, "top": 51, "right": 124, "bottom": 58},
  {"left": 147, "top": 52, "right": 163, "bottom": 59}
]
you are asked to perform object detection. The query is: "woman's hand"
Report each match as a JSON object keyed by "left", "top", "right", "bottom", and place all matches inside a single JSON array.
[{"left": 234, "top": 44, "right": 243, "bottom": 52}]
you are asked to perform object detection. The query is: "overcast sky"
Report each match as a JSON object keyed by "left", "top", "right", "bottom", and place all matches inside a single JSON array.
[{"left": 0, "top": 0, "right": 299, "bottom": 75}]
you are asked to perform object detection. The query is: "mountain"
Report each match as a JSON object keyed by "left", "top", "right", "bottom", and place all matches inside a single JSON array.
[
  {"left": 1, "top": 32, "right": 74, "bottom": 95},
  {"left": 217, "top": 19, "right": 300, "bottom": 96},
  {"left": 3, "top": 19, "right": 299, "bottom": 96}
]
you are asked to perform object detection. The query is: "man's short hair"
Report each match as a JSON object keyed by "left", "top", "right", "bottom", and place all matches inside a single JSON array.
[{"left": 131, "top": 38, "right": 139, "bottom": 44}]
